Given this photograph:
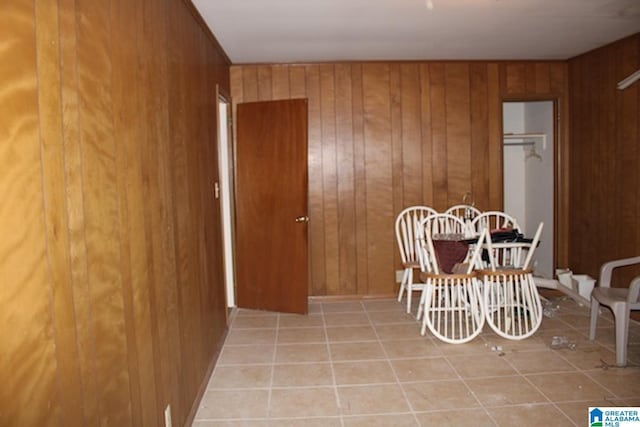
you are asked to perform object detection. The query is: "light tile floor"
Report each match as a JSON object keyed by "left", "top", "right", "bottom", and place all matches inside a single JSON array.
[{"left": 193, "top": 296, "right": 640, "bottom": 426}]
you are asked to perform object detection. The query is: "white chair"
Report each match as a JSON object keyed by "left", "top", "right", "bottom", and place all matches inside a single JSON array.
[
  {"left": 589, "top": 256, "right": 640, "bottom": 367},
  {"left": 470, "top": 211, "right": 520, "bottom": 237},
  {"left": 445, "top": 204, "right": 482, "bottom": 221},
  {"left": 395, "top": 206, "right": 438, "bottom": 314},
  {"left": 416, "top": 217, "right": 486, "bottom": 343},
  {"left": 478, "top": 223, "right": 544, "bottom": 340}
]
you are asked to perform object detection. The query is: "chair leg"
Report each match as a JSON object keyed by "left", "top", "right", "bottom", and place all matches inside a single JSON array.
[
  {"left": 613, "top": 304, "right": 630, "bottom": 367},
  {"left": 406, "top": 269, "right": 414, "bottom": 314},
  {"left": 589, "top": 297, "right": 600, "bottom": 341},
  {"left": 397, "top": 268, "right": 409, "bottom": 302}
]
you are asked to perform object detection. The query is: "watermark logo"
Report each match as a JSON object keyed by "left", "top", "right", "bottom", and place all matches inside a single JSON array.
[{"left": 589, "top": 407, "right": 640, "bottom": 427}]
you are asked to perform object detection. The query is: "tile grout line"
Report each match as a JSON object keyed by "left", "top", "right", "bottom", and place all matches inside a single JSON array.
[
  {"left": 320, "top": 302, "right": 346, "bottom": 427},
  {"left": 364, "top": 300, "right": 422, "bottom": 426}
]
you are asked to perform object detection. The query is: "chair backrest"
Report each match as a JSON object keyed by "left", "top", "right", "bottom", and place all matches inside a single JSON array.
[
  {"left": 470, "top": 211, "right": 520, "bottom": 236},
  {"left": 417, "top": 214, "right": 468, "bottom": 275},
  {"left": 483, "top": 222, "right": 543, "bottom": 272},
  {"left": 444, "top": 204, "right": 482, "bottom": 221},
  {"left": 395, "top": 206, "right": 438, "bottom": 265}
]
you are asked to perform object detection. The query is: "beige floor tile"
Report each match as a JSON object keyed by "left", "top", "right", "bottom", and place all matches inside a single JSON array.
[
  {"left": 192, "top": 297, "right": 633, "bottom": 427},
  {"left": 234, "top": 308, "right": 276, "bottom": 317},
  {"left": 503, "top": 349, "right": 576, "bottom": 374},
  {"left": 225, "top": 329, "right": 277, "bottom": 345},
  {"left": 526, "top": 372, "right": 616, "bottom": 402},
  {"left": 433, "top": 337, "right": 495, "bottom": 356},
  {"left": 374, "top": 324, "right": 422, "bottom": 341},
  {"left": 217, "top": 345, "right": 275, "bottom": 365},
  {"left": 308, "top": 302, "right": 322, "bottom": 314},
  {"left": 381, "top": 338, "right": 443, "bottom": 359},
  {"left": 321, "top": 301, "right": 365, "bottom": 313},
  {"left": 231, "top": 315, "right": 279, "bottom": 329},
  {"left": 414, "top": 409, "right": 496, "bottom": 426},
  {"left": 272, "top": 363, "right": 334, "bottom": 387},
  {"left": 391, "top": 357, "right": 458, "bottom": 382},
  {"left": 403, "top": 380, "right": 480, "bottom": 411},
  {"left": 269, "top": 387, "right": 340, "bottom": 418},
  {"left": 208, "top": 365, "right": 272, "bottom": 389},
  {"left": 326, "top": 325, "right": 377, "bottom": 342},
  {"left": 363, "top": 299, "right": 407, "bottom": 312},
  {"left": 465, "top": 375, "right": 548, "bottom": 406},
  {"left": 333, "top": 360, "right": 396, "bottom": 385},
  {"left": 193, "top": 421, "right": 269, "bottom": 427},
  {"left": 268, "top": 417, "right": 342, "bottom": 427},
  {"left": 338, "top": 384, "right": 410, "bottom": 415},
  {"left": 486, "top": 404, "right": 574, "bottom": 427},
  {"left": 329, "top": 342, "right": 386, "bottom": 361},
  {"left": 367, "top": 310, "right": 415, "bottom": 325},
  {"left": 553, "top": 344, "right": 618, "bottom": 370},
  {"left": 586, "top": 368, "right": 640, "bottom": 398},
  {"left": 275, "top": 343, "right": 330, "bottom": 363},
  {"left": 447, "top": 353, "right": 517, "bottom": 378},
  {"left": 277, "top": 327, "right": 326, "bottom": 344},
  {"left": 323, "top": 312, "right": 370, "bottom": 326},
  {"left": 195, "top": 389, "right": 269, "bottom": 419},
  {"left": 279, "top": 313, "right": 324, "bottom": 328},
  {"left": 343, "top": 414, "right": 418, "bottom": 426},
  {"left": 481, "top": 332, "right": 552, "bottom": 352}
]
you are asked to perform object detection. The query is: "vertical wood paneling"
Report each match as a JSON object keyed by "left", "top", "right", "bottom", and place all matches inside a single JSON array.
[
  {"left": 569, "top": 34, "right": 640, "bottom": 285},
  {"left": 231, "top": 58, "right": 570, "bottom": 297},
  {"left": 0, "top": 2, "right": 58, "bottom": 425},
  {"left": 76, "top": 1, "right": 132, "bottom": 423},
  {"left": 389, "top": 64, "right": 403, "bottom": 234},
  {"left": 469, "top": 63, "right": 490, "bottom": 210},
  {"left": 2, "top": 0, "right": 231, "bottom": 425},
  {"left": 445, "top": 63, "right": 472, "bottom": 207},
  {"left": 429, "top": 63, "right": 448, "bottom": 210},
  {"left": 305, "top": 65, "right": 327, "bottom": 295},
  {"left": 335, "top": 64, "right": 357, "bottom": 294},
  {"left": 320, "top": 65, "right": 340, "bottom": 294},
  {"left": 351, "top": 64, "right": 369, "bottom": 293},
  {"left": 35, "top": 0, "right": 85, "bottom": 424},
  {"left": 363, "top": 64, "right": 394, "bottom": 294},
  {"left": 111, "top": 0, "right": 147, "bottom": 425},
  {"left": 419, "top": 64, "right": 434, "bottom": 205},
  {"left": 400, "top": 64, "right": 423, "bottom": 207}
]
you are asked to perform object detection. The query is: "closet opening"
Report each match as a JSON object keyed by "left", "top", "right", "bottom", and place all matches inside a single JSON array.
[{"left": 502, "top": 100, "right": 556, "bottom": 278}]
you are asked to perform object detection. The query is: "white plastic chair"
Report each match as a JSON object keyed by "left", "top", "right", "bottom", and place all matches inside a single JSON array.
[
  {"left": 416, "top": 217, "right": 486, "bottom": 343},
  {"left": 478, "top": 222, "right": 544, "bottom": 340},
  {"left": 395, "top": 206, "right": 438, "bottom": 313},
  {"left": 589, "top": 256, "right": 640, "bottom": 367},
  {"left": 470, "top": 211, "right": 520, "bottom": 237}
]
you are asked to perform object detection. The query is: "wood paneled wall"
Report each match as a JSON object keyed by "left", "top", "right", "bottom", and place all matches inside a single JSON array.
[
  {"left": 0, "top": 0, "right": 229, "bottom": 426},
  {"left": 569, "top": 34, "right": 640, "bottom": 286},
  {"left": 231, "top": 61, "right": 569, "bottom": 296}
]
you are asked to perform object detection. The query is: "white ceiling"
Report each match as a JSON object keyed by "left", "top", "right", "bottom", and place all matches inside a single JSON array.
[{"left": 192, "top": 0, "right": 640, "bottom": 64}]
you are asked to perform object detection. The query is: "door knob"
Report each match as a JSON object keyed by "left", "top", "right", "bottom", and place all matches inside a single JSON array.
[{"left": 295, "top": 216, "right": 309, "bottom": 223}]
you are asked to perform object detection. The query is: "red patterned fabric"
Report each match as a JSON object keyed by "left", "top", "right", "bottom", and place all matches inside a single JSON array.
[{"left": 432, "top": 240, "right": 469, "bottom": 273}]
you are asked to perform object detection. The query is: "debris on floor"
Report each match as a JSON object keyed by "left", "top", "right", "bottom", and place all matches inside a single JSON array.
[{"left": 549, "top": 335, "right": 577, "bottom": 350}]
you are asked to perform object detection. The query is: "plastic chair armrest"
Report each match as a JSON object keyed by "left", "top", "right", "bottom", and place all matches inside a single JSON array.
[
  {"left": 628, "top": 276, "right": 640, "bottom": 304},
  {"left": 599, "top": 256, "right": 640, "bottom": 288}
]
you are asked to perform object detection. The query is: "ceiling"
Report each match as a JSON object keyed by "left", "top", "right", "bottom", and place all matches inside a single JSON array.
[{"left": 192, "top": 0, "right": 640, "bottom": 64}]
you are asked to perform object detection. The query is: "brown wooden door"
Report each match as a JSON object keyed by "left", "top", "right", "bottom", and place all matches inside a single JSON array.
[{"left": 235, "top": 99, "right": 309, "bottom": 314}]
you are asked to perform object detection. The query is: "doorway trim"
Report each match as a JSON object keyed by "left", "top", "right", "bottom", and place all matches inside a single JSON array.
[{"left": 216, "top": 85, "right": 236, "bottom": 308}]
